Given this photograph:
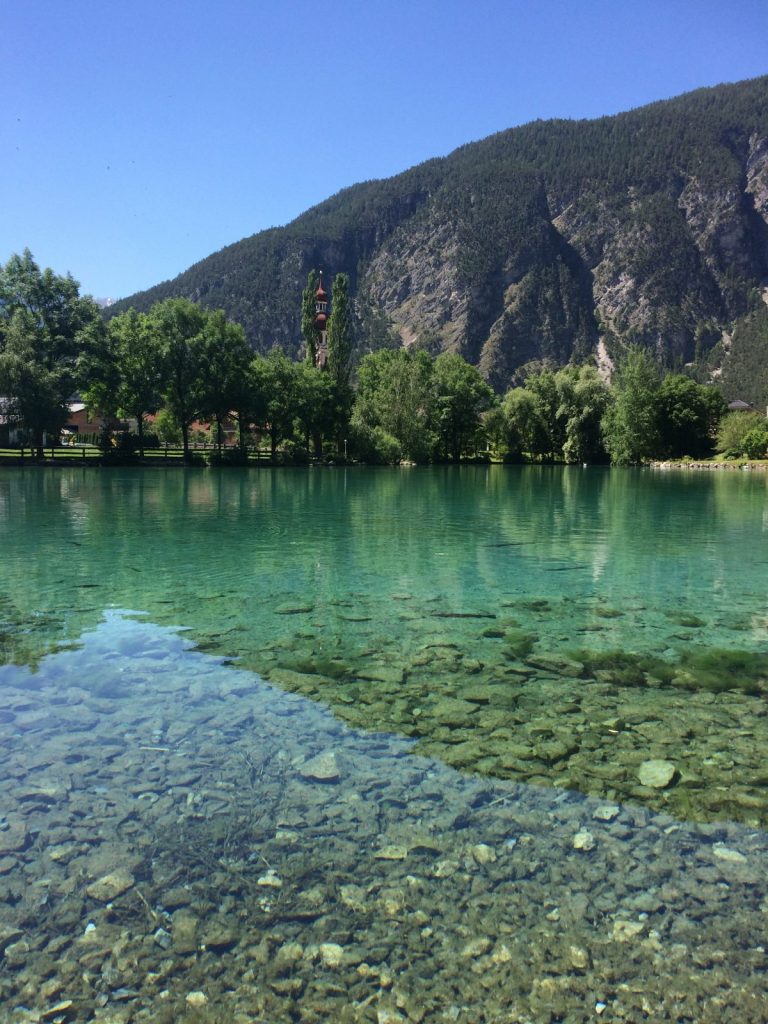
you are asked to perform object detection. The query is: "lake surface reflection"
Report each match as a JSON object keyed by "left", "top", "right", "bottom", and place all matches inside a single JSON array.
[{"left": 1, "top": 466, "right": 768, "bottom": 1020}]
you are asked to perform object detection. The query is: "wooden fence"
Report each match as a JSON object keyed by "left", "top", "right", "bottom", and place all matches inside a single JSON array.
[{"left": 0, "top": 445, "right": 278, "bottom": 465}]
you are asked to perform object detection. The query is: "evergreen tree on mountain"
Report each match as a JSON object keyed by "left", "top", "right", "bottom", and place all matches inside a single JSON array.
[{"left": 105, "top": 76, "right": 768, "bottom": 401}]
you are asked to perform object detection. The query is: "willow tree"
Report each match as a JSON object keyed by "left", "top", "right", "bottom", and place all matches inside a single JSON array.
[{"left": 601, "top": 346, "right": 661, "bottom": 464}]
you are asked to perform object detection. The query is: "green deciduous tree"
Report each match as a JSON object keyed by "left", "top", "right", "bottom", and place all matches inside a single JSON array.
[
  {"left": 601, "top": 346, "right": 661, "bottom": 464},
  {"left": 293, "top": 362, "right": 336, "bottom": 456},
  {"left": 716, "top": 410, "right": 768, "bottom": 458},
  {"left": 501, "top": 387, "right": 550, "bottom": 460},
  {"left": 432, "top": 352, "right": 494, "bottom": 462},
  {"left": 740, "top": 425, "right": 768, "bottom": 459},
  {"left": 252, "top": 350, "right": 300, "bottom": 460},
  {"left": 149, "top": 298, "right": 208, "bottom": 462},
  {"left": 79, "top": 308, "right": 163, "bottom": 456},
  {"left": 556, "top": 365, "right": 610, "bottom": 464},
  {"left": 353, "top": 348, "right": 436, "bottom": 463},
  {"left": 0, "top": 250, "right": 100, "bottom": 456},
  {"left": 656, "top": 374, "right": 727, "bottom": 458},
  {"left": 483, "top": 403, "right": 523, "bottom": 462},
  {"left": 197, "top": 310, "right": 252, "bottom": 454}
]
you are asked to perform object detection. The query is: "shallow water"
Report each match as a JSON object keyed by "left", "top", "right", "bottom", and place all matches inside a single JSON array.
[
  {"left": 2, "top": 466, "right": 767, "bottom": 823},
  {"left": 1, "top": 465, "right": 768, "bottom": 1020},
  {"left": 1, "top": 611, "right": 767, "bottom": 1022}
]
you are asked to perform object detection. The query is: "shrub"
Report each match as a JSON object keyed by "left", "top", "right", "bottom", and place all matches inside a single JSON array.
[
  {"left": 280, "top": 441, "right": 310, "bottom": 465},
  {"left": 716, "top": 411, "right": 766, "bottom": 458},
  {"left": 349, "top": 423, "right": 402, "bottom": 464},
  {"left": 740, "top": 426, "right": 768, "bottom": 459}
]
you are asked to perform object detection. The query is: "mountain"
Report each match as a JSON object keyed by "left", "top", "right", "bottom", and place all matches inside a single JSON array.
[{"left": 110, "top": 76, "right": 768, "bottom": 398}]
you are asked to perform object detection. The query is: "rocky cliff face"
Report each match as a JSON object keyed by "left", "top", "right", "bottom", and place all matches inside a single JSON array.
[{"left": 111, "top": 77, "right": 768, "bottom": 397}]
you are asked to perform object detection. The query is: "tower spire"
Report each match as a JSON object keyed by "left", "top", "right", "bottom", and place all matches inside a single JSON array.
[{"left": 314, "top": 270, "right": 329, "bottom": 370}]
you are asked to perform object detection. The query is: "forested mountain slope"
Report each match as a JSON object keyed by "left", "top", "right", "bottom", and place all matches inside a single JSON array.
[{"left": 111, "top": 76, "right": 768, "bottom": 398}]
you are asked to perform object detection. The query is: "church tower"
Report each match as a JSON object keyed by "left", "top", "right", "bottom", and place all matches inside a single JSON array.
[{"left": 314, "top": 272, "right": 329, "bottom": 370}]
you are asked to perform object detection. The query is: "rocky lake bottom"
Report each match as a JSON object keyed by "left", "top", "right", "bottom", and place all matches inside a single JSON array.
[
  {"left": 1, "top": 612, "right": 767, "bottom": 1024},
  {"left": 2, "top": 465, "right": 768, "bottom": 1021}
]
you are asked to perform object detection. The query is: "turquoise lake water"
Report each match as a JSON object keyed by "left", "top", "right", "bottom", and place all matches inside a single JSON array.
[{"left": 1, "top": 465, "right": 767, "bottom": 1021}]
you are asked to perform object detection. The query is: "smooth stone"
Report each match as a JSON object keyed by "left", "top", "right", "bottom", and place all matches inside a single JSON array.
[
  {"left": 569, "top": 945, "right": 591, "bottom": 969},
  {"left": 638, "top": 760, "right": 676, "bottom": 789},
  {"left": 299, "top": 751, "right": 340, "bottom": 782},
  {"left": 40, "top": 1003, "right": 75, "bottom": 1022},
  {"left": 712, "top": 843, "right": 747, "bottom": 863},
  {"left": 470, "top": 843, "right": 497, "bottom": 865},
  {"left": 375, "top": 845, "right": 408, "bottom": 861}
]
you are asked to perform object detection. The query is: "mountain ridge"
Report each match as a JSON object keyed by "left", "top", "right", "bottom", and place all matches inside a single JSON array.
[{"left": 110, "top": 76, "right": 768, "bottom": 401}]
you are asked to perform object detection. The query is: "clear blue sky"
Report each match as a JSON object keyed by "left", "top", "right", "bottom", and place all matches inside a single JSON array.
[{"left": 2, "top": 0, "right": 766, "bottom": 300}]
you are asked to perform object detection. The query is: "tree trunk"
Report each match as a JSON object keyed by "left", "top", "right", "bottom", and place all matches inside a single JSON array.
[{"left": 137, "top": 414, "right": 145, "bottom": 458}]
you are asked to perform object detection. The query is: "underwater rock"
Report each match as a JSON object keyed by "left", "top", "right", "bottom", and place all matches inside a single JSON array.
[
  {"left": 85, "top": 869, "right": 134, "bottom": 902},
  {"left": 319, "top": 942, "right": 345, "bottom": 967},
  {"left": 572, "top": 830, "right": 596, "bottom": 852},
  {"left": 201, "top": 920, "right": 237, "bottom": 950},
  {"left": 592, "top": 804, "right": 620, "bottom": 822},
  {"left": 171, "top": 912, "right": 199, "bottom": 954},
  {"left": 612, "top": 919, "right": 645, "bottom": 942},
  {"left": 712, "top": 844, "right": 747, "bottom": 863},
  {"left": 526, "top": 653, "right": 584, "bottom": 677},
  {"left": 470, "top": 843, "right": 497, "bottom": 865},
  {"left": 461, "top": 936, "right": 492, "bottom": 957},
  {"left": 257, "top": 869, "right": 284, "bottom": 887},
  {"left": 299, "top": 751, "right": 340, "bottom": 782},
  {"left": 375, "top": 845, "right": 408, "bottom": 861},
  {"left": 638, "top": 760, "right": 676, "bottom": 789}
]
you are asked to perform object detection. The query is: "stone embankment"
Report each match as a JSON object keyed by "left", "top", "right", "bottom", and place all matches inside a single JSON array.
[{"left": 651, "top": 460, "right": 767, "bottom": 471}]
